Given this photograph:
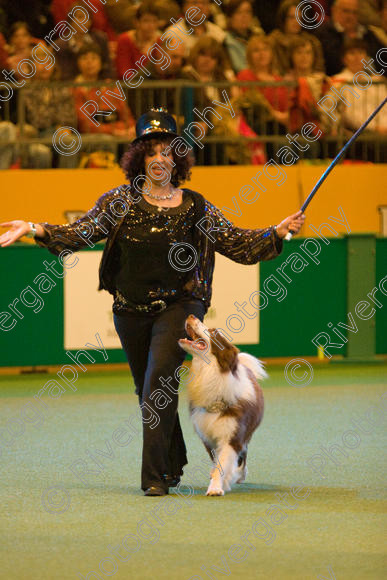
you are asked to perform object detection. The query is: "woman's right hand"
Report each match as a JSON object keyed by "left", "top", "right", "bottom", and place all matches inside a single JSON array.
[{"left": 0, "top": 221, "right": 34, "bottom": 247}]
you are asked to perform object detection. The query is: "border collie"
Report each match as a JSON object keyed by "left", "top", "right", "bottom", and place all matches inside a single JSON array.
[{"left": 178, "top": 315, "right": 267, "bottom": 496}]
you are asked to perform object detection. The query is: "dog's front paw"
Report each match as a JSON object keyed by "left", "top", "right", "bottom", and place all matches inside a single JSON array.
[
  {"left": 206, "top": 488, "right": 225, "bottom": 496},
  {"left": 206, "top": 483, "right": 224, "bottom": 496}
]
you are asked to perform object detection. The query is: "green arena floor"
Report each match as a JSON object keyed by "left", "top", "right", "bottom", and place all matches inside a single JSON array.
[{"left": 0, "top": 363, "right": 386, "bottom": 580}]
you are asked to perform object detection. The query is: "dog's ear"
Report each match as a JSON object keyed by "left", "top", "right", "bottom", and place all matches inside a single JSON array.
[{"left": 209, "top": 329, "right": 239, "bottom": 375}]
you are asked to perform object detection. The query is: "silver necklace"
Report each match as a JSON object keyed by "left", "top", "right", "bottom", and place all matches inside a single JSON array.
[
  {"left": 145, "top": 187, "right": 178, "bottom": 200},
  {"left": 143, "top": 187, "right": 180, "bottom": 212}
]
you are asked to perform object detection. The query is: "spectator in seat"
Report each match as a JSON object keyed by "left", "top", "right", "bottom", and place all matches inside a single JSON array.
[
  {"left": 5, "top": 22, "right": 43, "bottom": 81},
  {"left": 286, "top": 37, "right": 336, "bottom": 136},
  {"left": 314, "top": 0, "right": 383, "bottom": 76},
  {"left": 332, "top": 39, "right": 387, "bottom": 134},
  {"left": 182, "top": 36, "right": 235, "bottom": 164},
  {"left": 284, "top": 37, "right": 339, "bottom": 158},
  {"left": 183, "top": 36, "right": 236, "bottom": 104},
  {"left": 103, "top": 0, "right": 180, "bottom": 35},
  {"left": 51, "top": 0, "right": 116, "bottom": 41},
  {"left": 236, "top": 35, "right": 290, "bottom": 128},
  {"left": 223, "top": 0, "right": 264, "bottom": 74},
  {"left": 115, "top": 2, "right": 161, "bottom": 80},
  {"left": 56, "top": 3, "right": 115, "bottom": 80},
  {"left": 268, "top": 0, "right": 325, "bottom": 75},
  {"left": 164, "top": 0, "right": 226, "bottom": 58},
  {"left": 74, "top": 45, "right": 135, "bottom": 144},
  {"left": 145, "top": 40, "right": 186, "bottom": 112},
  {"left": 235, "top": 35, "right": 292, "bottom": 158},
  {"left": 22, "top": 61, "right": 78, "bottom": 168}
]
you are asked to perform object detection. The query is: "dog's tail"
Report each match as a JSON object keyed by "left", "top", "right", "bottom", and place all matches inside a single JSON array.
[{"left": 238, "top": 353, "right": 268, "bottom": 381}]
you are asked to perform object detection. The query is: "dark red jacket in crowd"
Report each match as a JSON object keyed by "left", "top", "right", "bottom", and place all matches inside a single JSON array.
[{"left": 51, "top": 0, "right": 116, "bottom": 40}]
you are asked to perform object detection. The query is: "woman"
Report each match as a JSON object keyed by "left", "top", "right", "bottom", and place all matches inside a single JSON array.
[
  {"left": 286, "top": 37, "right": 335, "bottom": 142},
  {"left": 183, "top": 36, "right": 236, "bottom": 103},
  {"left": 223, "top": 0, "right": 263, "bottom": 74},
  {"left": 236, "top": 35, "right": 291, "bottom": 158},
  {"left": 115, "top": 1, "right": 160, "bottom": 79},
  {"left": 182, "top": 36, "right": 236, "bottom": 164},
  {"left": 182, "top": 36, "right": 263, "bottom": 165},
  {"left": 55, "top": 1, "right": 115, "bottom": 80},
  {"left": 73, "top": 44, "right": 135, "bottom": 166},
  {"left": 146, "top": 38, "right": 186, "bottom": 113},
  {"left": 73, "top": 44, "right": 134, "bottom": 138},
  {"left": 51, "top": 0, "right": 116, "bottom": 41},
  {"left": 237, "top": 36, "right": 290, "bottom": 123},
  {"left": 5, "top": 22, "right": 43, "bottom": 80},
  {"left": 0, "top": 109, "right": 305, "bottom": 496},
  {"left": 268, "top": 0, "right": 325, "bottom": 76},
  {"left": 22, "top": 60, "right": 78, "bottom": 168}
]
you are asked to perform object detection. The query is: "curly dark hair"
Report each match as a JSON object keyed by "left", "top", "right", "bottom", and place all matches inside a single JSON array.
[{"left": 120, "top": 135, "right": 194, "bottom": 190}]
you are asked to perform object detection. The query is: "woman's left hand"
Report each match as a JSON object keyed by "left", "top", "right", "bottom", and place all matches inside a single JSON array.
[{"left": 276, "top": 211, "right": 306, "bottom": 238}]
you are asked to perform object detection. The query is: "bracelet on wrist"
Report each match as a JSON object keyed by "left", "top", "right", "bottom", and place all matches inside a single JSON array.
[
  {"left": 26, "top": 222, "right": 37, "bottom": 238},
  {"left": 273, "top": 225, "right": 282, "bottom": 240}
]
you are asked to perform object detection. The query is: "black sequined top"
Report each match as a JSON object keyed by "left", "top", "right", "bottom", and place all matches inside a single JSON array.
[
  {"left": 35, "top": 185, "right": 283, "bottom": 314},
  {"left": 113, "top": 190, "right": 196, "bottom": 309}
]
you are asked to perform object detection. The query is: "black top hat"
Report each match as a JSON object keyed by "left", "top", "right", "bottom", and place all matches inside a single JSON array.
[{"left": 132, "top": 108, "right": 179, "bottom": 143}]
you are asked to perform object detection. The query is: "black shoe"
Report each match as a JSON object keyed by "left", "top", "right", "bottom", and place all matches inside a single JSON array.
[
  {"left": 144, "top": 485, "right": 168, "bottom": 496},
  {"left": 163, "top": 474, "right": 181, "bottom": 487}
]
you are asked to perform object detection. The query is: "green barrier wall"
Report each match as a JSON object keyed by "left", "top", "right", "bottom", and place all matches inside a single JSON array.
[
  {"left": 376, "top": 237, "right": 387, "bottom": 355},
  {"left": 0, "top": 236, "right": 385, "bottom": 367},
  {"left": 253, "top": 237, "right": 348, "bottom": 358}
]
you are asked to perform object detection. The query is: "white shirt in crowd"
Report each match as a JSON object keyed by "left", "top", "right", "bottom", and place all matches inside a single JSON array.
[{"left": 332, "top": 68, "right": 387, "bottom": 132}]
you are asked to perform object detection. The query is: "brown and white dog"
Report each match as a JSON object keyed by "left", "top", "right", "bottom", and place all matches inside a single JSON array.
[{"left": 178, "top": 314, "right": 266, "bottom": 496}]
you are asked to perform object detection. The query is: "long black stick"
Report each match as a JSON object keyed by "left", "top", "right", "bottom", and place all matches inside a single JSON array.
[{"left": 286, "top": 96, "right": 387, "bottom": 240}]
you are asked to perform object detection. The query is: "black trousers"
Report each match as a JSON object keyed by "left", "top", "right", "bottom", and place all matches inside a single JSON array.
[{"left": 113, "top": 298, "right": 206, "bottom": 491}]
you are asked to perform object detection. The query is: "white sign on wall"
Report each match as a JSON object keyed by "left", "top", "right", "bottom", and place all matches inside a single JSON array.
[
  {"left": 64, "top": 251, "right": 259, "bottom": 350},
  {"left": 202, "top": 254, "right": 259, "bottom": 344}
]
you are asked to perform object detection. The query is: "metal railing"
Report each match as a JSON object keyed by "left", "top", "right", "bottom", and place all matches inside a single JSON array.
[{"left": 0, "top": 79, "right": 386, "bottom": 167}]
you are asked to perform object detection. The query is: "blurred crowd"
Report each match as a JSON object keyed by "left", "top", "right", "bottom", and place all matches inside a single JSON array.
[{"left": 0, "top": 0, "right": 386, "bottom": 168}]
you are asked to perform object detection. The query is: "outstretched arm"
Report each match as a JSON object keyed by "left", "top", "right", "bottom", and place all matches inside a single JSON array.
[
  {"left": 202, "top": 201, "right": 305, "bottom": 264},
  {"left": 0, "top": 186, "right": 130, "bottom": 255}
]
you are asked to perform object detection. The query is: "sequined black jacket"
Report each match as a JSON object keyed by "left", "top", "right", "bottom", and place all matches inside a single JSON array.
[{"left": 35, "top": 185, "right": 283, "bottom": 311}]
